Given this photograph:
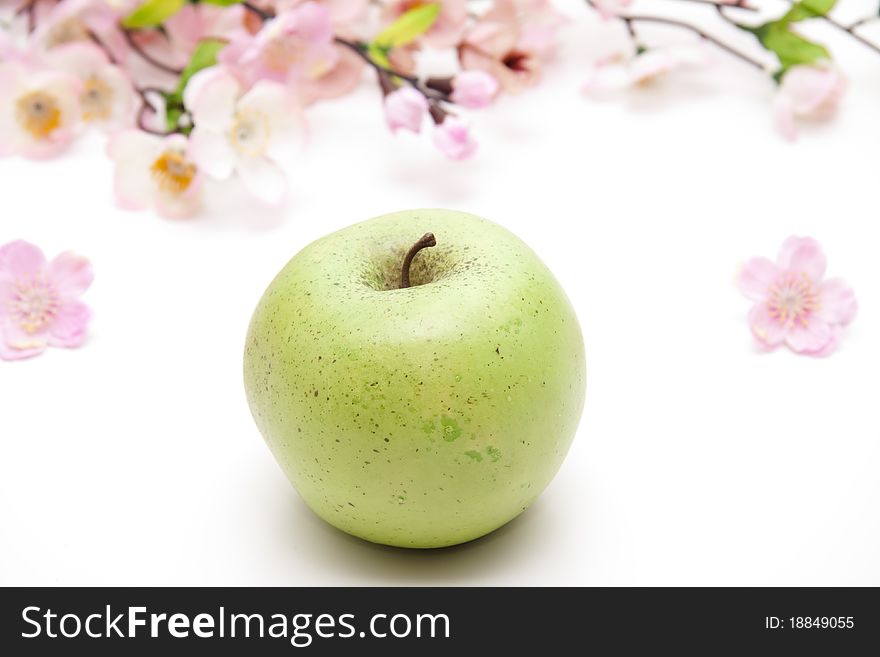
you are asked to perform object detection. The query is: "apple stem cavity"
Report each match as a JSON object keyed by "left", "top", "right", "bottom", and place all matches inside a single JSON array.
[{"left": 400, "top": 233, "right": 437, "bottom": 289}]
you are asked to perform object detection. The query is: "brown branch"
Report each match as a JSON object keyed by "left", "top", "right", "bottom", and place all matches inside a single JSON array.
[
  {"left": 122, "top": 28, "right": 184, "bottom": 76},
  {"left": 135, "top": 87, "right": 174, "bottom": 136},
  {"left": 623, "top": 14, "right": 767, "bottom": 70},
  {"left": 779, "top": 0, "right": 880, "bottom": 57}
]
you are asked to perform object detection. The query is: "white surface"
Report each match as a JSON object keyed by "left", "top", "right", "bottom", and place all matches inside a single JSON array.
[{"left": 2, "top": 2, "right": 880, "bottom": 586}]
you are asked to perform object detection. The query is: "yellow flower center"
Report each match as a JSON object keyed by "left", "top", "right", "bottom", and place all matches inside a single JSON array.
[
  {"left": 767, "top": 271, "right": 820, "bottom": 328},
  {"left": 230, "top": 110, "right": 271, "bottom": 157},
  {"left": 263, "top": 37, "right": 330, "bottom": 79},
  {"left": 8, "top": 274, "right": 59, "bottom": 335},
  {"left": 150, "top": 150, "right": 197, "bottom": 196},
  {"left": 15, "top": 91, "right": 62, "bottom": 140},
  {"left": 47, "top": 18, "right": 90, "bottom": 49},
  {"left": 81, "top": 76, "right": 114, "bottom": 122},
  {"left": 264, "top": 38, "right": 308, "bottom": 74}
]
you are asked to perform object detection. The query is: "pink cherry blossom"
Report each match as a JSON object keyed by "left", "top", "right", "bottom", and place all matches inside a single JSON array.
[
  {"left": 460, "top": 0, "right": 563, "bottom": 94},
  {"left": 0, "top": 240, "right": 93, "bottom": 361},
  {"left": 0, "top": 60, "right": 81, "bottom": 159},
  {"left": 773, "top": 64, "right": 846, "bottom": 141},
  {"left": 451, "top": 70, "right": 499, "bottom": 108},
  {"left": 381, "top": 0, "right": 468, "bottom": 49},
  {"left": 46, "top": 42, "right": 136, "bottom": 130},
  {"left": 163, "top": 3, "right": 250, "bottom": 65},
  {"left": 278, "top": 0, "right": 370, "bottom": 26},
  {"left": 384, "top": 86, "right": 428, "bottom": 134},
  {"left": 583, "top": 44, "right": 709, "bottom": 95},
  {"left": 298, "top": 44, "right": 365, "bottom": 104},
  {"left": 185, "top": 67, "right": 301, "bottom": 205},
  {"left": 31, "top": 0, "right": 131, "bottom": 61},
  {"left": 219, "top": 2, "right": 338, "bottom": 89},
  {"left": 737, "top": 237, "right": 857, "bottom": 357},
  {"left": 107, "top": 131, "right": 203, "bottom": 219},
  {"left": 432, "top": 116, "right": 477, "bottom": 160}
]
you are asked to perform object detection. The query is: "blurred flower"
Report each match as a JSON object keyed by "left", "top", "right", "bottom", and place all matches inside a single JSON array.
[
  {"left": 0, "top": 240, "right": 93, "bottom": 361},
  {"left": 582, "top": 44, "right": 709, "bottom": 94},
  {"left": 163, "top": 3, "right": 249, "bottom": 64},
  {"left": 220, "top": 2, "right": 338, "bottom": 88},
  {"left": 737, "top": 237, "right": 857, "bottom": 357},
  {"left": 298, "top": 43, "right": 365, "bottom": 104},
  {"left": 433, "top": 116, "right": 477, "bottom": 160},
  {"left": 382, "top": 0, "right": 468, "bottom": 49},
  {"left": 0, "top": 61, "right": 80, "bottom": 159},
  {"left": 278, "top": 0, "right": 370, "bottom": 26},
  {"left": 31, "top": 0, "right": 130, "bottom": 60},
  {"left": 773, "top": 63, "right": 845, "bottom": 141},
  {"left": 451, "top": 70, "right": 499, "bottom": 108},
  {"left": 460, "top": 0, "right": 562, "bottom": 94},
  {"left": 107, "top": 131, "right": 203, "bottom": 219},
  {"left": 185, "top": 67, "right": 301, "bottom": 204},
  {"left": 46, "top": 42, "right": 135, "bottom": 130},
  {"left": 384, "top": 86, "right": 428, "bottom": 134}
]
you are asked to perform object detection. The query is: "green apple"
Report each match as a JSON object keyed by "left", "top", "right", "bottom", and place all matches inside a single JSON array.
[{"left": 244, "top": 209, "right": 585, "bottom": 548}]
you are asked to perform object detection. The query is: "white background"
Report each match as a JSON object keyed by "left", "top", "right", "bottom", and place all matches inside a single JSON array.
[{"left": 2, "top": 1, "right": 879, "bottom": 586}]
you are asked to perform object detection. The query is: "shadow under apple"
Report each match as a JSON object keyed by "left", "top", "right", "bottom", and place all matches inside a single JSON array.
[{"left": 276, "top": 491, "right": 559, "bottom": 585}]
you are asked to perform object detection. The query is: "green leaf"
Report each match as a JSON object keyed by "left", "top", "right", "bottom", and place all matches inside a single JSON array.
[
  {"left": 165, "top": 104, "right": 185, "bottom": 133},
  {"left": 781, "top": 0, "right": 837, "bottom": 23},
  {"left": 373, "top": 3, "right": 440, "bottom": 50},
  {"left": 175, "top": 38, "right": 227, "bottom": 96},
  {"left": 162, "top": 39, "right": 226, "bottom": 133},
  {"left": 366, "top": 43, "right": 392, "bottom": 69},
  {"left": 122, "top": 0, "right": 186, "bottom": 29},
  {"left": 199, "top": 0, "right": 243, "bottom": 6},
  {"left": 753, "top": 22, "right": 829, "bottom": 71}
]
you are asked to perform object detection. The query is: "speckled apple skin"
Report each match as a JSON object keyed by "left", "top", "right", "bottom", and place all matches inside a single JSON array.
[{"left": 244, "top": 210, "right": 586, "bottom": 548}]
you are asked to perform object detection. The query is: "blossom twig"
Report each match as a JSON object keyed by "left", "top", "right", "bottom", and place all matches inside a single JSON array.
[
  {"left": 671, "top": 0, "right": 755, "bottom": 10},
  {"left": 135, "top": 87, "right": 173, "bottom": 136},
  {"left": 121, "top": 27, "right": 184, "bottom": 75},
  {"left": 14, "top": 0, "right": 37, "bottom": 33},
  {"left": 778, "top": 0, "right": 880, "bottom": 57},
  {"left": 624, "top": 14, "right": 767, "bottom": 69},
  {"left": 241, "top": 1, "right": 274, "bottom": 21}
]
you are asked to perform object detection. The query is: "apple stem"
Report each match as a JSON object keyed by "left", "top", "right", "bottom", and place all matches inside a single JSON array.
[{"left": 400, "top": 233, "right": 437, "bottom": 289}]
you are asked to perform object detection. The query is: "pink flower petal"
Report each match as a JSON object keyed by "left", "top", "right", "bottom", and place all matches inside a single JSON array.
[
  {"left": 238, "top": 80, "right": 302, "bottom": 135},
  {"left": 784, "top": 317, "right": 834, "bottom": 355},
  {"left": 384, "top": 87, "right": 428, "bottom": 134},
  {"left": 0, "top": 321, "right": 48, "bottom": 361},
  {"left": 748, "top": 303, "right": 787, "bottom": 349},
  {"left": 772, "top": 94, "right": 798, "bottom": 141},
  {"left": 98, "top": 64, "right": 137, "bottom": 129},
  {"left": 299, "top": 45, "right": 365, "bottom": 105},
  {"left": 47, "top": 41, "right": 108, "bottom": 76},
  {"left": 184, "top": 67, "right": 239, "bottom": 132},
  {"left": 451, "top": 70, "right": 499, "bottom": 108},
  {"left": 47, "top": 251, "right": 93, "bottom": 299},
  {"left": 818, "top": 278, "right": 857, "bottom": 326},
  {"left": 777, "top": 236, "right": 826, "bottom": 280},
  {"left": 155, "top": 175, "right": 203, "bottom": 220},
  {"left": 326, "top": 0, "right": 369, "bottom": 24},
  {"left": 189, "top": 127, "right": 236, "bottom": 180},
  {"left": 737, "top": 257, "right": 778, "bottom": 302},
  {"left": 0, "top": 240, "right": 46, "bottom": 279},
  {"left": 432, "top": 117, "right": 478, "bottom": 160},
  {"left": 237, "top": 155, "right": 287, "bottom": 205},
  {"left": 106, "top": 129, "right": 162, "bottom": 211},
  {"left": 290, "top": 1, "right": 335, "bottom": 43},
  {"left": 807, "top": 324, "right": 842, "bottom": 358},
  {"left": 48, "top": 300, "right": 91, "bottom": 348},
  {"left": 780, "top": 65, "right": 841, "bottom": 115}
]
